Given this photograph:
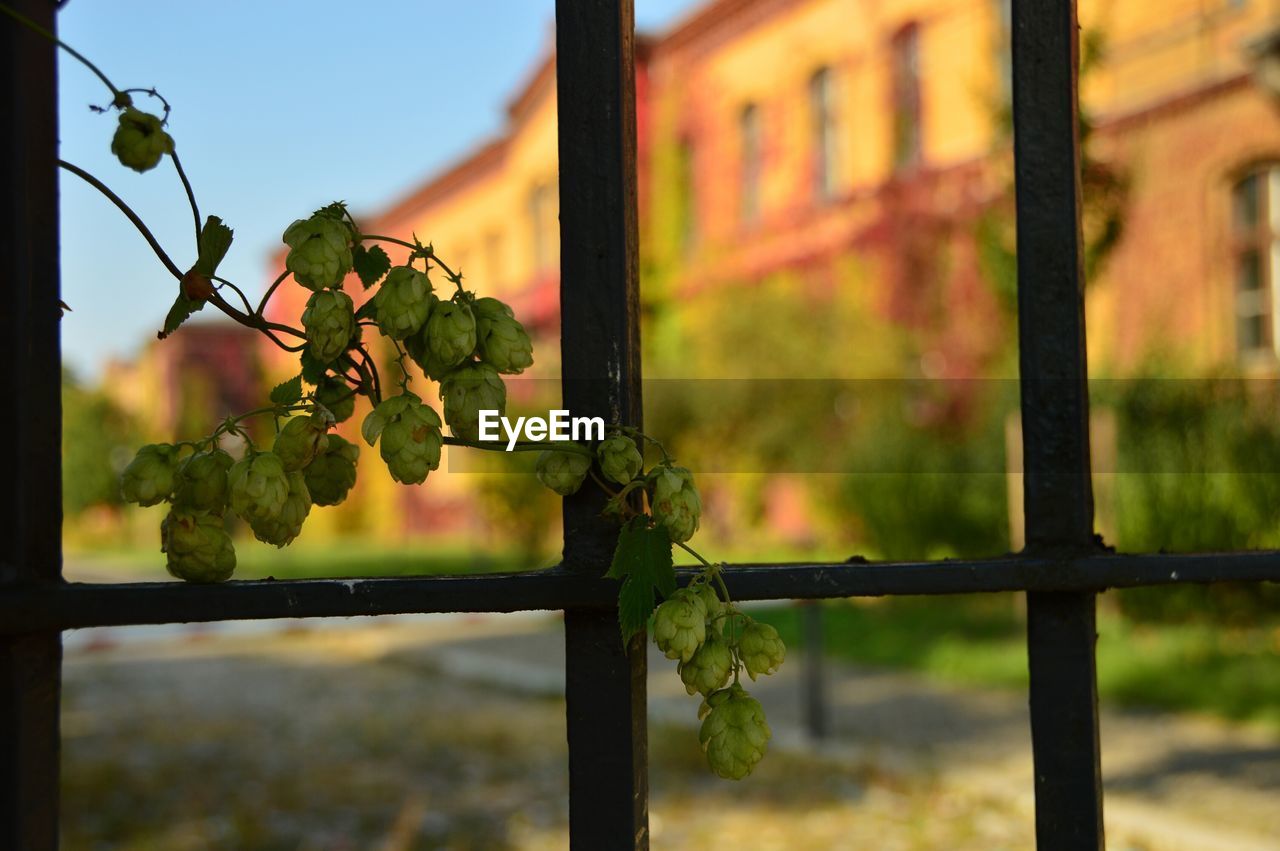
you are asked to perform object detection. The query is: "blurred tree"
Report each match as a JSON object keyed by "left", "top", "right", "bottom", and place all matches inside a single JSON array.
[{"left": 62, "top": 367, "right": 142, "bottom": 516}]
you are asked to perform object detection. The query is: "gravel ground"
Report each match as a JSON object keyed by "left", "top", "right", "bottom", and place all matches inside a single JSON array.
[{"left": 61, "top": 622, "right": 1037, "bottom": 850}]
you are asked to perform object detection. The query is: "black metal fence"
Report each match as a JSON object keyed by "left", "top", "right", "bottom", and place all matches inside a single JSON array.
[{"left": 3, "top": 0, "right": 1279, "bottom": 848}]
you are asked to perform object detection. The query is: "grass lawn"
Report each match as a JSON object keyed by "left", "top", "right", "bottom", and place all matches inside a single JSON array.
[{"left": 752, "top": 594, "right": 1280, "bottom": 731}]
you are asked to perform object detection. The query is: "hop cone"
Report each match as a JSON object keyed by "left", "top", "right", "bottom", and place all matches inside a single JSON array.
[
  {"left": 162, "top": 508, "right": 235, "bottom": 583},
  {"left": 440, "top": 362, "right": 506, "bottom": 441},
  {"left": 304, "top": 434, "right": 359, "bottom": 506},
  {"left": 691, "top": 582, "right": 725, "bottom": 632},
  {"left": 739, "top": 620, "right": 786, "bottom": 680},
  {"left": 651, "top": 465, "right": 701, "bottom": 543},
  {"left": 301, "top": 289, "right": 355, "bottom": 363},
  {"left": 121, "top": 443, "right": 180, "bottom": 507},
  {"left": 678, "top": 630, "right": 733, "bottom": 696},
  {"left": 249, "top": 471, "right": 311, "bottom": 547},
  {"left": 698, "top": 685, "right": 771, "bottom": 780},
  {"left": 373, "top": 265, "right": 433, "bottom": 339},
  {"left": 273, "top": 413, "right": 331, "bottom": 472},
  {"left": 597, "top": 434, "right": 643, "bottom": 485},
  {"left": 535, "top": 450, "right": 591, "bottom": 496},
  {"left": 361, "top": 394, "right": 443, "bottom": 485},
  {"left": 652, "top": 587, "right": 707, "bottom": 663},
  {"left": 473, "top": 297, "right": 533, "bottom": 374},
  {"left": 228, "top": 451, "right": 290, "bottom": 525},
  {"left": 423, "top": 299, "right": 476, "bottom": 370},
  {"left": 315, "top": 375, "right": 356, "bottom": 423},
  {"left": 111, "top": 108, "right": 172, "bottom": 173},
  {"left": 283, "top": 214, "right": 353, "bottom": 290},
  {"left": 173, "top": 448, "right": 233, "bottom": 513},
  {"left": 403, "top": 295, "right": 451, "bottom": 379}
]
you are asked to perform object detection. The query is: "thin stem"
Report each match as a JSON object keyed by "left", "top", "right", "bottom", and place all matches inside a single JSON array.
[
  {"left": 0, "top": 3, "right": 120, "bottom": 98},
  {"left": 676, "top": 540, "right": 713, "bottom": 569},
  {"left": 212, "top": 275, "right": 253, "bottom": 315},
  {"left": 170, "top": 149, "right": 202, "bottom": 245},
  {"left": 59, "top": 159, "right": 183, "bottom": 280},
  {"left": 257, "top": 271, "right": 289, "bottom": 317}
]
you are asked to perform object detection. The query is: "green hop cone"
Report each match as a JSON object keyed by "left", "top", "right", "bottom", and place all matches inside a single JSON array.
[
  {"left": 691, "top": 581, "right": 725, "bottom": 632},
  {"left": 738, "top": 619, "right": 786, "bottom": 681},
  {"left": 283, "top": 215, "right": 354, "bottom": 290},
  {"left": 161, "top": 508, "right": 236, "bottom": 583},
  {"left": 173, "top": 448, "right": 234, "bottom": 513},
  {"left": 535, "top": 450, "right": 592, "bottom": 496},
  {"left": 361, "top": 394, "right": 444, "bottom": 485},
  {"left": 652, "top": 587, "right": 707, "bottom": 664},
  {"left": 597, "top": 434, "right": 643, "bottom": 485},
  {"left": 272, "top": 412, "right": 331, "bottom": 472},
  {"left": 678, "top": 630, "right": 734, "bottom": 696},
  {"left": 303, "top": 434, "right": 359, "bottom": 506},
  {"left": 651, "top": 465, "right": 702, "bottom": 543},
  {"left": 301, "top": 289, "right": 355, "bottom": 363},
  {"left": 248, "top": 471, "right": 311, "bottom": 547},
  {"left": 373, "top": 265, "right": 433, "bottom": 339},
  {"left": 110, "top": 108, "right": 172, "bottom": 173},
  {"left": 315, "top": 375, "right": 356, "bottom": 423},
  {"left": 120, "top": 443, "right": 180, "bottom": 507},
  {"left": 228, "top": 451, "right": 290, "bottom": 525},
  {"left": 473, "top": 297, "right": 533, "bottom": 374},
  {"left": 439, "top": 362, "right": 506, "bottom": 441},
  {"left": 698, "top": 684, "right": 771, "bottom": 780},
  {"left": 423, "top": 299, "right": 477, "bottom": 370},
  {"left": 403, "top": 295, "right": 450, "bottom": 379}
]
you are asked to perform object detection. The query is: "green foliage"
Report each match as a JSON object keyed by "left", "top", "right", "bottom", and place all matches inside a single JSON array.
[
  {"left": 607, "top": 517, "right": 676, "bottom": 642},
  {"left": 62, "top": 368, "right": 142, "bottom": 516},
  {"left": 193, "top": 216, "right": 233, "bottom": 277},
  {"left": 352, "top": 243, "right": 391, "bottom": 289},
  {"left": 269, "top": 375, "right": 303, "bottom": 405}
]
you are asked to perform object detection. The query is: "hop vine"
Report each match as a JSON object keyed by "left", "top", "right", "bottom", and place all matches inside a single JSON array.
[{"left": 15, "top": 8, "right": 787, "bottom": 780}]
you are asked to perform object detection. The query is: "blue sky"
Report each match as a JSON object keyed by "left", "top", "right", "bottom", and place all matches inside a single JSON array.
[{"left": 56, "top": 0, "right": 702, "bottom": 377}]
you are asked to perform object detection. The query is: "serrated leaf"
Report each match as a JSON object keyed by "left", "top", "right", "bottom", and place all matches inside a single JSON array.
[
  {"left": 607, "top": 518, "right": 675, "bottom": 642},
  {"left": 269, "top": 374, "right": 303, "bottom": 405},
  {"left": 299, "top": 350, "right": 329, "bottom": 384},
  {"left": 353, "top": 244, "right": 391, "bottom": 289},
  {"left": 193, "top": 216, "right": 234, "bottom": 277},
  {"left": 158, "top": 291, "right": 204, "bottom": 339}
]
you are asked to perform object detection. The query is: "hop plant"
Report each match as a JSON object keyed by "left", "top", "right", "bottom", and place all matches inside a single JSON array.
[
  {"left": 423, "top": 298, "right": 476, "bottom": 370},
  {"left": 439, "top": 362, "right": 506, "bottom": 441},
  {"left": 652, "top": 587, "right": 707, "bottom": 663},
  {"left": 228, "top": 451, "right": 290, "bottom": 525},
  {"left": 161, "top": 508, "right": 236, "bottom": 583},
  {"left": 473, "top": 297, "right": 533, "bottom": 374},
  {"left": 120, "top": 443, "right": 180, "bottom": 507},
  {"left": 361, "top": 394, "right": 444, "bottom": 485},
  {"left": 691, "top": 581, "right": 725, "bottom": 632},
  {"left": 650, "top": 465, "right": 702, "bottom": 543},
  {"left": 678, "top": 630, "right": 733, "bottom": 696},
  {"left": 248, "top": 471, "right": 311, "bottom": 547},
  {"left": 283, "top": 214, "right": 353, "bottom": 290},
  {"left": 303, "top": 434, "right": 359, "bottom": 506},
  {"left": 315, "top": 375, "right": 356, "bottom": 423},
  {"left": 738, "top": 619, "right": 786, "bottom": 681},
  {"left": 111, "top": 107, "right": 172, "bottom": 173},
  {"left": 373, "top": 265, "right": 433, "bottom": 339},
  {"left": 597, "top": 433, "right": 643, "bottom": 485},
  {"left": 698, "top": 685, "right": 771, "bottom": 780},
  {"left": 273, "top": 412, "right": 331, "bottom": 472},
  {"left": 535, "top": 449, "right": 592, "bottom": 496},
  {"left": 301, "top": 289, "right": 355, "bottom": 363},
  {"left": 173, "top": 448, "right": 233, "bottom": 513}
]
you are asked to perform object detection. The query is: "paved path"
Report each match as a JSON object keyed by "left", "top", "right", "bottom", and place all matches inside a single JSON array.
[{"left": 66, "top": 611, "right": 1280, "bottom": 850}]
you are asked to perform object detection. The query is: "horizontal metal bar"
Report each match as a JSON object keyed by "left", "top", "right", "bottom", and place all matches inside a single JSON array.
[{"left": 2, "top": 551, "right": 1279, "bottom": 634}]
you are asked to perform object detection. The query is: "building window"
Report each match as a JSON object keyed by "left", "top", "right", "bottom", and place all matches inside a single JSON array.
[
  {"left": 740, "top": 102, "right": 762, "bottom": 225},
  {"left": 1233, "top": 166, "right": 1280, "bottom": 358},
  {"left": 891, "top": 23, "right": 922, "bottom": 171},
  {"left": 677, "top": 136, "right": 698, "bottom": 253},
  {"left": 529, "top": 181, "right": 558, "bottom": 273},
  {"left": 809, "top": 66, "right": 837, "bottom": 202}
]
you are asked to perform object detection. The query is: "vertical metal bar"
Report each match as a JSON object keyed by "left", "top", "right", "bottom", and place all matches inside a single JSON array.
[
  {"left": 801, "top": 602, "right": 827, "bottom": 740},
  {"left": 1011, "top": 0, "right": 1104, "bottom": 847},
  {"left": 1, "top": 1, "right": 64, "bottom": 848},
  {"left": 554, "top": 1, "right": 647, "bottom": 848}
]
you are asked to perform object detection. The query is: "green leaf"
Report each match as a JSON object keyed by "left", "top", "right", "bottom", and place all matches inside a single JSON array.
[
  {"left": 353, "top": 244, "right": 391, "bottom": 289},
  {"left": 193, "top": 216, "right": 234, "bottom": 277},
  {"left": 354, "top": 297, "right": 379, "bottom": 322},
  {"left": 607, "top": 518, "right": 675, "bottom": 642},
  {"left": 299, "top": 350, "right": 329, "bottom": 385},
  {"left": 269, "top": 374, "right": 303, "bottom": 405},
  {"left": 158, "top": 292, "right": 204, "bottom": 339}
]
